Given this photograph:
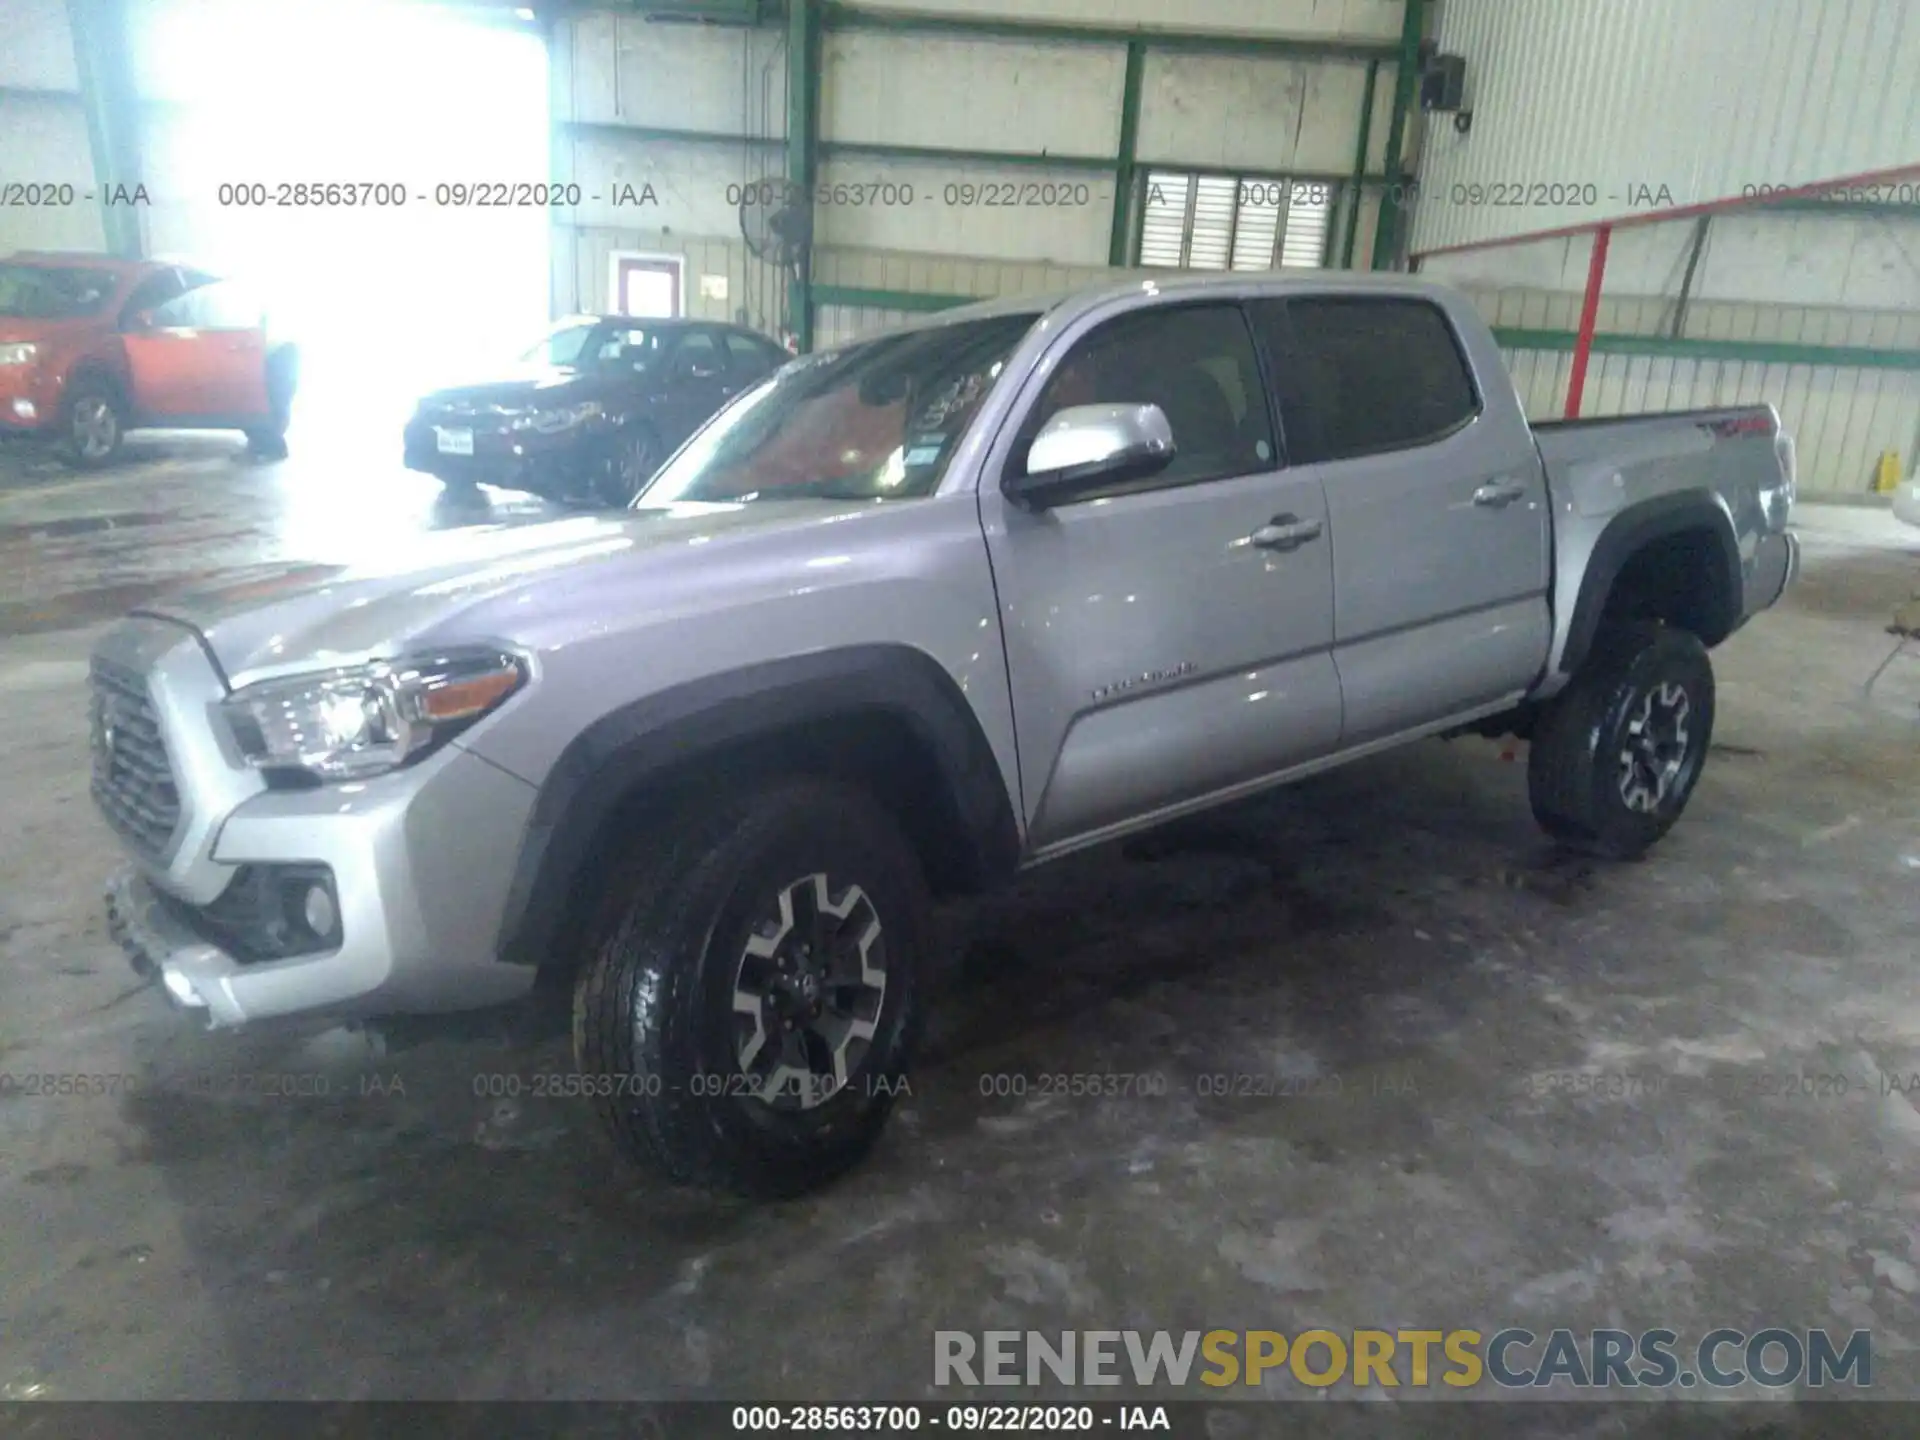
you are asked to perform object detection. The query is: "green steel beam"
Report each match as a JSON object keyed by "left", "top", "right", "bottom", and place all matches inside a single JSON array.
[
  {"left": 1748, "top": 197, "right": 1920, "bottom": 222},
  {"left": 1369, "top": 0, "right": 1423, "bottom": 269},
  {"left": 1108, "top": 40, "right": 1146, "bottom": 266},
  {"left": 822, "top": 140, "right": 1118, "bottom": 172},
  {"left": 65, "top": 0, "right": 143, "bottom": 258},
  {"left": 1341, "top": 59, "right": 1379, "bottom": 268},
  {"left": 1493, "top": 327, "right": 1920, "bottom": 372},
  {"left": 817, "top": 1, "right": 1398, "bottom": 61},
  {"left": 786, "top": 0, "right": 817, "bottom": 350}
]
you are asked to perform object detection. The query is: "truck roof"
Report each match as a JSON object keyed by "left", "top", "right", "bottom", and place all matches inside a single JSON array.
[{"left": 859, "top": 268, "right": 1466, "bottom": 338}]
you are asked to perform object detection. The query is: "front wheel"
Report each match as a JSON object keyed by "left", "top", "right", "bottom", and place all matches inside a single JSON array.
[
  {"left": 61, "top": 384, "right": 125, "bottom": 468},
  {"left": 1528, "top": 621, "right": 1716, "bottom": 859},
  {"left": 572, "top": 778, "right": 928, "bottom": 1198},
  {"left": 593, "top": 427, "right": 659, "bottom": 508}
]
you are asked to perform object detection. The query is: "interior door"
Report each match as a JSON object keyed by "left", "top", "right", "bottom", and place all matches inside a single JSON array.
[
  {"left": 1250, "top": 295, "right": 1551, "bottom": 745},
  {"left": 122, "top": 279, "right": 270, "bottom": 422},
  {"left": 980, "top": 301, "right": 1343, "bottom": 853},
  {"left": 618, "top": 257, "right": 682, "bottom": 318}
]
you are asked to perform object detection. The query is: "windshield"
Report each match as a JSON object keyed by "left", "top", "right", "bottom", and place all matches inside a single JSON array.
[
  {"left": 0, "top": 264, "right": 120, "bottom": 320},
  {"left": 518, "top": 319, "right": 601, "bottom": 368},
  {"left": 636, "top": 313, "right": 1039, "bottom": 505}
]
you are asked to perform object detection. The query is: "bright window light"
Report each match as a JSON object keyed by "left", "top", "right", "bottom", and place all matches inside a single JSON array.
[{"left": 131, "top": 0, "right": 551, "bottom": 447}]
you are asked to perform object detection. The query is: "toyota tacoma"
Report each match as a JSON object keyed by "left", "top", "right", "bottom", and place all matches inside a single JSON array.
[{"left": 93, "top": 272, "right": 1799, "bottom": 1196}]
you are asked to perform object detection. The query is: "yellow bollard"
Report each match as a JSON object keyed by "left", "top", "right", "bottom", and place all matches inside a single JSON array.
[{"left": 1875, "top": 450, "right": 1901, "bottom": 493}]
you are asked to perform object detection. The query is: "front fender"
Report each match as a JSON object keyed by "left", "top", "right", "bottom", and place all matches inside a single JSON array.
[{"left": 489, "top": 643, "right": 1021, "bottom": 970}]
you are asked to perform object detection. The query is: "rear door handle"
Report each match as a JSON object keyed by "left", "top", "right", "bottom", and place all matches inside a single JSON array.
[
  {"left": 1249, "top": 513, "right": 1324, "bottom": 552},
  {"left": 1472, "top": 479, "right": 1528, "bottom": 508}
]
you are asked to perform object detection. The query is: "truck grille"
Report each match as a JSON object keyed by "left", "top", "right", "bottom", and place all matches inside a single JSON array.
[{"left": 89, "top": 658, "right": 181, "bottom": 857}]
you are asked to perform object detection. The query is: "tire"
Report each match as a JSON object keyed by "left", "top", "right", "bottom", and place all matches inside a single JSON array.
[
  {"left": 572, "top": 778, "right": 929, "bottom": 1198},
  {"left": 246, "top": 348, "right": 296, "bottom": 459},
  {"left": 60, "top": 382, "right": 126, "bottom": 468},
  {"left": 1528, "top": 620, "right": 1716, "bottom": 859},
  {"left": 244, "top": 428, "right": 288, "bottom": 460},
  {"left": 593, "top": 426, "right": 659, "bottom": 509}
]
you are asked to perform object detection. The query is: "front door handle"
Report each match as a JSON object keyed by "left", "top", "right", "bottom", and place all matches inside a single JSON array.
[
  {"left": 1472, "top": 479, "right": 1528, "bottom": 508},
  {"left": 1249, "top": 513, "right": 1325, "bottom": 552}
]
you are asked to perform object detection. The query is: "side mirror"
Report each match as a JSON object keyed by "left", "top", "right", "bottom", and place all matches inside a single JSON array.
[
  {"left": 124, "top": 309, "right": 155, "bottom": 332},
  {"left": 1004, "top": 403, "right": 1175, "bottom": 509}
]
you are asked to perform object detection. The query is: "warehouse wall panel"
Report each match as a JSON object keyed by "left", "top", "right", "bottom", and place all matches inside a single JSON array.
[
  {"left": 559, "top": 12, "right": 785, "bottom": 135},
  {"left": 0, "top": 94, "right": 103, "bottom": 253},
  {"left": 1412, "top": 0, "right": 1920, "bottom": 253},
  {"left": 1136, "top": 52, "right": 1376, "bottom": 176},
  {"left": 1, "top": 0, "right": 81, "bottom": 90},
  {"left": 811, "top": 156, "right": 1113, "bottom": 263},
  {"left": 822, "top": 33, "right": 1122, "bottom": 158}
]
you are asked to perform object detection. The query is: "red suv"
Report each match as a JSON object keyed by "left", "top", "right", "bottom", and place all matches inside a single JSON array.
[{"left": 0, "top": 252, "right": 298, "bottom": 467}]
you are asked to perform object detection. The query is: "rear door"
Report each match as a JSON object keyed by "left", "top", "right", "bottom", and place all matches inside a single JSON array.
[
  {"left": 122, "top": 278, "right": 270, "bottom": 423},
  {"left": 723, "top": 329, "right": 786, "bottom": 392},
  {"left": 1247, "top": 295, "right": 1550, "bottom": 745},
  {"left": 655, "top": 326, "right": 735, "bottom": 445},
  {"left": 979, "top": 299, "right": 1342, "bottom": 853}
]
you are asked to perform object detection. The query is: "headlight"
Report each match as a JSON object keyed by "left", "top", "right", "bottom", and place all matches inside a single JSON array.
[
  {"left": 220, "top": 650, "right": 526, "bottom": 781},
  {"left": 0, "top": 343, "right": 38, "bottom": 366},
  {"left": 511, "top": 400, "right": 601, "bottom": 434}
]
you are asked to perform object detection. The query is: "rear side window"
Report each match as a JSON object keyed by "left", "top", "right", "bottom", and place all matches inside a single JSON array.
[
  {"left": 726, "top": 332, "right": 783, "bottom": 376},
  {"left": 1252, "top": 297, "right": 1479, "bottom": 464}
]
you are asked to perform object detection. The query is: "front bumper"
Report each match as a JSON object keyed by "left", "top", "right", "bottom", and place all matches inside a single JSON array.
[
  {"left": 401, "top": 417, "right": 596, "bottom": 491},
  {"left": 100, "top": 738, "right": 543, "bottom": 1029}
]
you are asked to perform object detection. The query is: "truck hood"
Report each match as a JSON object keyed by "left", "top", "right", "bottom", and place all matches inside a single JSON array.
[{"left": 134, "top": 500, "right": 871, "bottom": 687}]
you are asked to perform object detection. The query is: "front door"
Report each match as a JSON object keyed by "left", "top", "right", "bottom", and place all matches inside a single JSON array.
[
  {"left": 979, "top": 300, "right": 1342, "bottom": 854},
  {"left": 122, "top": 279, "right": 271, "bottom": 423},
  {"left": 1249, "top": 294, "right": 1551, "bottom": 745}
]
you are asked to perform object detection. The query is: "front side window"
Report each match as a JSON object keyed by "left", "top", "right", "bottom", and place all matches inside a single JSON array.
[
  {"left": 638, "top": 312, "right": 1039, "bottom": 506},
  {"left": 520, "top": 319, "right": 601, "bottom": 368},
  {"left": 1252, "top": 297, "right": 1480, "bottom": 463},
  {"left": 1020, "top": 302, "right": 1275, "bottom": 493},
  {"left": 593, "top": 325, "right": 665, "bottom": 374}
]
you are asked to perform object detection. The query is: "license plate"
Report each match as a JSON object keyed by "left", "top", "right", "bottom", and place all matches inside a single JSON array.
[{"left": 434, "top": 427, "right": 474, "bottom": 456}]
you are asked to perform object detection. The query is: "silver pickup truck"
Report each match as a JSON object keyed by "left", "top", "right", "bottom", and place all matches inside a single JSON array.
[{"left": 94, "top": 272, "right": 1798, "bottom": 1195}]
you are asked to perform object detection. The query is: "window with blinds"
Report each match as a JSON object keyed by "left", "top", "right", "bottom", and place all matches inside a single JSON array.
[{"left": 1138, "top": 170, "right": 1335, "bottom": 271}]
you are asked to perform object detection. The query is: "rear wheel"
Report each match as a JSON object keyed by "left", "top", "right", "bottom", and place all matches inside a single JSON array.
[
  {"left": 61, "top": 384, "right": 125, "bottom": 468},
  {"left": 1528, "top": 621, "right": 1715, "bottom": 859},
  {"left": 572, "top": 778, "right": 928, "bottom": 1197}
]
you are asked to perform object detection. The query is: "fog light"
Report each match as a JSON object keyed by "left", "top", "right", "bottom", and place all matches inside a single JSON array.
[
  {"left": 302, "top": 883, "right": 338, "bottom": 940},
  {"left": 11, "top": 398, "right": 35, "bottom": 420},
  {"left": 161, "top": 968, "right": 204, "bottom": 1006}
]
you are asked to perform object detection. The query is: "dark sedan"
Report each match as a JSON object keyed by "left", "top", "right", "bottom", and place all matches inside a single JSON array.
[{"left": 403, "top": 315, "right": 790, "bottom": 506}]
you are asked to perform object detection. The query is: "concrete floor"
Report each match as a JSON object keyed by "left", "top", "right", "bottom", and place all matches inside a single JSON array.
[{"left": 2, "top": 429, "right": 1918, "bottom": 1425}]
